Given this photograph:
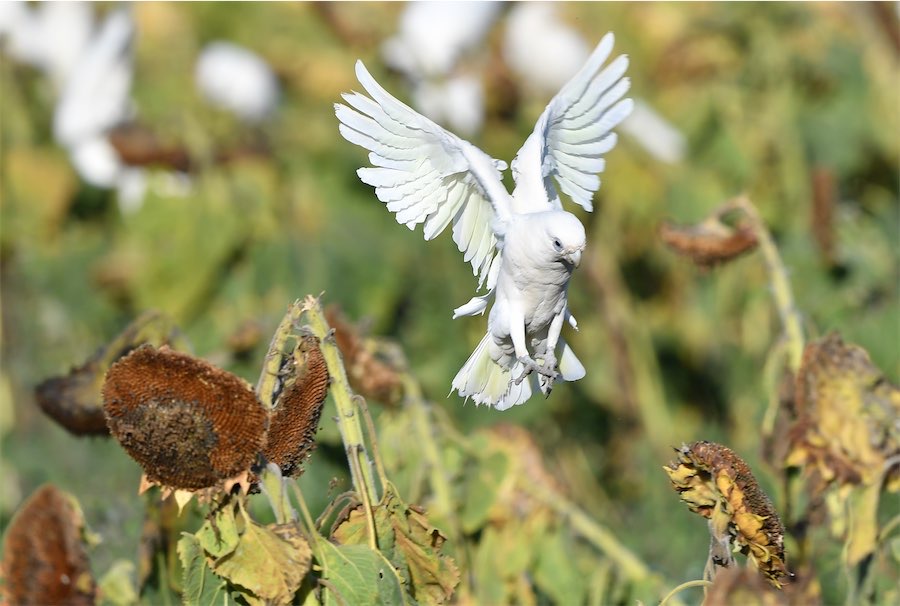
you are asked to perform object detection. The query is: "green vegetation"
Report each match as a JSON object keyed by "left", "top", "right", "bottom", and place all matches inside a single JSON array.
[{"left": 1, "top": 3, "right": 897, "bottom": 605}]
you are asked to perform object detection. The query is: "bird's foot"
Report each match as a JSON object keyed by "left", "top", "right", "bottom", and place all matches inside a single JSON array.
[{"left": 514, "top": 355, "right": 558, "bottom": 385}]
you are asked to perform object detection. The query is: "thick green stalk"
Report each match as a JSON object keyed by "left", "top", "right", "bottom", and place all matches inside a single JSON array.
[{"left": 735, "top": 196, "right": 805, "bottom": 372}]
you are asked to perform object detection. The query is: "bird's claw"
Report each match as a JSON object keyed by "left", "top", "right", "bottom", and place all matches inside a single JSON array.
[{"left": 514, "top": 355, "right": 558, "bottom": 385}]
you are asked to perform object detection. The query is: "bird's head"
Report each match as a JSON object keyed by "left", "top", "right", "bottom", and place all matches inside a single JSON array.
[{"left": 544, "top": 212, "right": 586, "bottom": 268}]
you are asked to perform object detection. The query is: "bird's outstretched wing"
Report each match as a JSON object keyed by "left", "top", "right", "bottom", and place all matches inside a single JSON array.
[
  {"left": 510, "top": 32, "right": 633, "bottom": 213},
  {"left": 336, "top": 61, "right": 512, "bottom": 289}
]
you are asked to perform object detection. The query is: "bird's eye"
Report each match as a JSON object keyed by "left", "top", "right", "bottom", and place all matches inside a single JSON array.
[{"left": 552, "top": 238, "right": 563, "bottom": 251}]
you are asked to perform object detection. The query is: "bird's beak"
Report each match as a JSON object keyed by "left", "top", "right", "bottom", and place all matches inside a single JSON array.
[{"left": 565, "top": 248, "right": 582, "bottom": 268}]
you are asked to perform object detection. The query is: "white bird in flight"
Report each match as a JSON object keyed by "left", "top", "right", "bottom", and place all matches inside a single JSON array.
[{"left": 335, "top": 33, "right": 632, "bottom": 410}]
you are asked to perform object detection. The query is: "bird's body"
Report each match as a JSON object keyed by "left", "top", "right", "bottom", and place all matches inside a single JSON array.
[{"left": 336, "top": 33, "right": 632, "bottom": 410}]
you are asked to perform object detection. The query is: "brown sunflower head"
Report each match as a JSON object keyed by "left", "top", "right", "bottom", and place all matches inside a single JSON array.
[
  {"left": 1, "top": 485, "right": 95, "bottom": 605},
  {"left": 665, "top": 441, "right": 788, "bottom": 588},
  {"left": 263, "top": 335, "right": 330, "bottom": 477},
  {"left": 325, "top": 305, "right": 403, "bottom": 406},
  {"left": 35, "top": 311, "right": 185, "bottom": 436},
  {"left": 786, "top": 333, "right": 900, "bottom": 492},
  {"left": 102, "top": 345, "right": 268, "bottom": 491}
]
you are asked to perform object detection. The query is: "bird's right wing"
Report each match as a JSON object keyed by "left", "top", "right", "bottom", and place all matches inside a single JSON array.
[
  {"left": 336, "top": 60, "right": 512, "bottom": 290},
  {"left": 510, "top": 32, "right": 633, "bottom": 213}
]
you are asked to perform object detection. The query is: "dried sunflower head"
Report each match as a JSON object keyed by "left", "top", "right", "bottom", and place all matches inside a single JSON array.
[
  {"left": 659, "top": 214, "right": 757, "bottom": 268},
  {"left": 665, "top": 441, "right": 788, "bottom": 588},
  {"left": 102, "top": 345, "right": 268, "bottom": 493},
  {"left": 786, "top": 333, "right": 900, "bottom": 492},
  {"left": 1, "top": 485, "right": 95, "bottom": 605},
  {"left": 325, "top": 305, "right": 403, "bottom": 406},
  {"left": 263, "top": 335, "right": 329, "bottom": 477},
  {"left": 35, "top": 311, "right": 184, "bottom": 436}
]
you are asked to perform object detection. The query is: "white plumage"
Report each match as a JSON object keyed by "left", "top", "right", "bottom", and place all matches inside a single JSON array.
[{"left": 336, "top": 33, "right": 632, "bottom": 410}]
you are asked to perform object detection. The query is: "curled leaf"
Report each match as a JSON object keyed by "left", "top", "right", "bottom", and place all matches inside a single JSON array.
[
  {"left": 1, "top": 485, "right": 95, "bottom": 605},
  {"left": 102, "top": 345, "right": 268, "bottom": 493},
  {"left": 664, "top": 441, "right": 788, "bottom": 588}
]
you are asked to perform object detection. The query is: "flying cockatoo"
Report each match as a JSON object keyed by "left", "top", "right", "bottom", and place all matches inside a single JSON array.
[{"left": 335, "top": 32, "right": 632, "bottom": 410}]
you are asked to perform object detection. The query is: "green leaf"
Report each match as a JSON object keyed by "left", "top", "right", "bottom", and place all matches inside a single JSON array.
[
  {"left": 97, "top": 560, "right": 139, "bottom": 606},
  {"left": 177, "top": 534, "right": 228, "bottom": 606},
  {"left": 195, "top": 507, "right": 241, "bottom": 560},
  {"left": 534, "top": 529, "right": 588, "bottom": 606},
  {"left": 317, "top": 539, "right": 406, "bottom": 606},
  {"left": 459, "top": 451, "right": 510, "bottom": 533},
  {"left": 330, "top": 485, "right": 459, "bottom": 604},
  {"left": 209, "top": 518, "right": 312, "bottom": 605}
]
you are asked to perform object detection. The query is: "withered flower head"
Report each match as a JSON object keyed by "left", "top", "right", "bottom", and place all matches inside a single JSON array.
[
  {"left": 786, "top": 333, "right": 900, "bottom": 492},
  {"left": 1, "top": 485, "right": 95, "bottom": 605},
  {"left": 103, "top": 345, "right": 268, "bottom": 491},
  {"left": 659, "top": 215, "right": 757, "bottom": 268},
  {"left": 35, "top": 311, "right": 184, "bottom": 436},
  {"left": 664, "top": 441, "right": 788, "bottom": 588},
  {"left": 263, "top": 335, "right": 330, "bottom": 477},
  {"left": 325, "top": 305, "right": 403, "bottom": 406}
]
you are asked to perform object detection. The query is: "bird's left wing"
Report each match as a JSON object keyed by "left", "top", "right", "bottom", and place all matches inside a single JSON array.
[
  {"left": 336, "top": 61, "right": 511, "bottom": 289},
  {"left": 511, "top": 32, "right": 633, "bottom": 213}
]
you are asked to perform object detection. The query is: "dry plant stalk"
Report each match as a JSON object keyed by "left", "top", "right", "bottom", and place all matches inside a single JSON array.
[
  {"left": 1, "top": 485, "right": 95, "bottom": 605},
  {"left": 665, "top": 441, "right": 789, "bottom": 589}
]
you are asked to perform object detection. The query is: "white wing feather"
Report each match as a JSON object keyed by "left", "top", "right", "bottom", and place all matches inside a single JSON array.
[
  {"left": 336, "top": 60, "right": 512, "bottom": 288},
  {"left": 511, "top": 32, "right": 633, "bottom": 213}
]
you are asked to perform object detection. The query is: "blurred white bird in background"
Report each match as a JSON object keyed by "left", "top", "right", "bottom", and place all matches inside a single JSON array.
[
  {"left": 0, "top": 0, "right": 94, "bottom": 91},
  {"left": 381, "top": 1, "right": 502, "bottom": 136},
  {"left": 50, "top": 7, "right": 152, "bottom": 213},
  {"left": 195, "top": 41, "right": 280, "bottom": 123},
  {"left": 503, "top": 2, "right": 591, "bottom": 95},
  {"left": 337, "top": 33, "right": 633, "bottom": 410},
  {"left": 504, "top": 2, "right": 685, "bottom": 164}
]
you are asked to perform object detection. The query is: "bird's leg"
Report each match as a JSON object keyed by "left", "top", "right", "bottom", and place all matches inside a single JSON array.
[
  {"left": 511, "top": 307, "right": 557, "bottom": 385},
  {"left": 538, "top": 309, "right": 566, "bottom": 396}
]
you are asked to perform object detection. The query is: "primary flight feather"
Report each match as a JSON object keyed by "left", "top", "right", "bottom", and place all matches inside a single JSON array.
[{"left": 335, "top": 32, "right": 632, "bottom": 410}]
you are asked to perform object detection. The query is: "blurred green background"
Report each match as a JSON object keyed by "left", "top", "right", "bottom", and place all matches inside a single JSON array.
[{"left": 1, "top": 2, "right": 897, "bottom": 602}]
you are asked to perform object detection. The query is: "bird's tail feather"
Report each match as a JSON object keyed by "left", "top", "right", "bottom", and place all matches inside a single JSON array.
[
  {"left": 451, "top": 333, "right": 535, "bottom": 411},
  {"left": 557, "top": 337, "right": 586, "bottom": 381}
]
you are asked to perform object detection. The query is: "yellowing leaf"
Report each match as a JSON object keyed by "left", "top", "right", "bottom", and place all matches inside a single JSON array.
[
  {"left": 209, "top": 519, "right": 312, "bottom": 605},
  {"left": 331, "top": 485, "right": 459, "bottom": 604}
]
